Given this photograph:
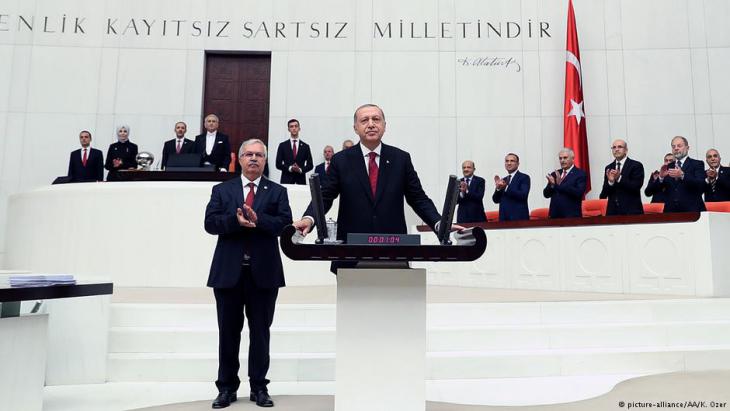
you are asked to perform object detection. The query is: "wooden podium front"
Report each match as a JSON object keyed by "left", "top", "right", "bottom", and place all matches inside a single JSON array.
[{"left": 281, "top": 226, "right": 486, "bottom": 411}]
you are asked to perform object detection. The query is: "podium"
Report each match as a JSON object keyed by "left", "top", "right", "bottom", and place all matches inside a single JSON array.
[{"left": 280, "top": 226, "right": 486, "bottom": 411}]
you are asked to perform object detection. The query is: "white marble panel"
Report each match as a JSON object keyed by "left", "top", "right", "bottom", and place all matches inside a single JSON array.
[
  {"left": 538, "top": 51, "right": 564, "bottom": 117},
  {"left": 562, "top": 228, "right": 622, "bottom": 293},
  {"left": 711, "top": 115, "right": 730, "bottom": 158},
  {"left": 522, "top": 51, "right": 541, "bottom": 117},
  {"left": 605, "top": 50, "right": 626, "bottom": 115},
  {"left": 1, "top": 113, "right": 27, "bottom": 195},
  {"left": 0, "top": 45, "right": 14, "bottom": 112},
  {"left": 438, "top": 51, "right": 456, "bottom": 116},
  {"left": 581, "top": 50, "right": 609, "bottom": 116},
  {"left": 353, "top": 51, "right": 373, "bottom": 105},
  {"left": 452, "top": 0, "right": 539, "bottom": 52},
  {"left": 686, "top": 0, "right": 708, "bottom": 48},
  {"left": 382, "top": 116, "right": 440, "bottom": 191},
  {"left": 371, "top": 52, "right": 440, "bottom": 117},
  {"left": 625, "top": 115, "right": 697, "bottom": 160},
  {"left": 437, "top": 116, "right": 458, "bottom": 181},
  {"left": 623, "top": 49, "right": 693, "bottom": 115},
  {"left": 619, "top": 0, "right": 690, "bottom": 49},
  {"left": 511, "top": 231, "right": 561, "bottom": 290},
  {"left": 114, "top": 48, "right": 187, "bottom": 116},
  {"left": 454, "top": 51, "right": 525, "bottom": 117},
  {"left": 690, "top": 48, "right": 712, "bottom": 115},
  {"left": 693, "top": 115, "right": 715, "bottom": 156},
  {"left": 371, "top": 0, "right": 440, "bottom": 51},
  {"left": 284, "top": 51, "right": 355, "bottom": 117},
  {"left": 182, "top": 50, "right": 204, "bottom": 117},
  {"left": 0, "top": 314, "right": 48, "bottom": 411},
  {"left": 540, "top": 116, "right": 563, "bottom": 170},
  {"left": 707, "top": 48, "right": 730, "bottom": 115},
  {"left": 703, "top": 0, "right": 730, "bottom": 48},
  {"left": 269, "top": 52, "right": 289, "bottom": 119},
  {"left": 585, "top": 115, "right": 610, "bottom": 198},
  {"left": 7, "top": 45, "right": 31, "bottom": 112},
  {"left": 627, "top": 226, "right": 695, "bottom": 295},
  {"left": 96, "top": 48, "right": 120, "bottom": 114},
  {"left": 27, "top": 46, "right": 101, "bottom": 114},
  {"left": 603, "top": 0, "right": 623, "bottom": 50},
  {"left": 354, "top": 0, "right": 374, "bottom": 51},
  {"left": 608, "top": 116, "right": 628, "bottom": 142}
]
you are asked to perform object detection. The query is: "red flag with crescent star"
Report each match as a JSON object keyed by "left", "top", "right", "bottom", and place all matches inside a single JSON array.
[{"left": 564, "top": 0, "right": 590, "bottom": 195}]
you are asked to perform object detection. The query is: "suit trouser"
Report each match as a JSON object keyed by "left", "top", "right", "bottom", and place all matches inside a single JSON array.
[{"left": 214, "top": 266, "right": 279, "bottom": 393}]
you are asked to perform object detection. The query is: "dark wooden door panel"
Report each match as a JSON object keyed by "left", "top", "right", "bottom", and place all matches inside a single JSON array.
[{"left": 203, "top": 54, "right": 272, "bottom": 154}]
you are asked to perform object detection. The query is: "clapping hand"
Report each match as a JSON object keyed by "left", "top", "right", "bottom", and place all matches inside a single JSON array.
[
  {"left": 494, "top": 175, "right": 507, "bottom": 190},
  {"left": 237, "top": 204, "right": 257, "bottom": 228},
  {"left": 606, "top": 169, "right": 618, "bottom": 183}
]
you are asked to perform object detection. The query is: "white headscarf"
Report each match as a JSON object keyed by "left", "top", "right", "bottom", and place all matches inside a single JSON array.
[{"left": 116, "top": 124, "right": 131, "bottom": 143}]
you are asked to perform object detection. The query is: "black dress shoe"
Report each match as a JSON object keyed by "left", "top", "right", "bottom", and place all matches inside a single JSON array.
[
  {"left": 250, "top": 390, "right": 274, "bottom": 407},
  {"left": 212, "top": 391, "right": 237, "bottom": 409}
]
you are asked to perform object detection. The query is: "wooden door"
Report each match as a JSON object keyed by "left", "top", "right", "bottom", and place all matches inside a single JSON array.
[{"left": 203, "top": 53, "right": 271, "bottom": 153}]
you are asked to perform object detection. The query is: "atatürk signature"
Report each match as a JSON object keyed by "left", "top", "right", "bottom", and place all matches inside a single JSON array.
[{"left": 457, "top": 56, "right": 521, "bottom": 72}]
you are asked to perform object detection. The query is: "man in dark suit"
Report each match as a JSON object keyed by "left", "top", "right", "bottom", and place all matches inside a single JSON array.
[
  {"left": 704, "top": 149, "right": 730, "bottom": 202},
  {"left": 275, "top": 119, "right": 313, "bottom": 184},
  {"left": 68, "top": 130, "right": 104, "bottom": 182},
  {"left": 194, "top": 114, "right": 231, "bottom": 171},
  {"left": 543, "top": 148, "right": 587, "bottom": 218},
  {"left": 599, "top": 139, "right": 644, "bottom": 215},
  {"left": 292, "top": 104, "right": 461, "bottom": 272},
  {"left": 205, "top": 139, "right": 292, "bottom": 409},
  {"left": 492, "top": 153, "right": 530, "bottom": 221},
  {"left": 645, "top": 153, "right": 674, "bottom": 204},
  {"left": 661, "top": 136, "right": 706, "bottom": 213},
  {"left": 161, "top": 121, "right": 196, "bottom": 170},
  {"left": 313, "top": 145, "right": 335, "bottom": 185},
  {"left": 456, "top": 160, "right": 487, "bottom": 223}
]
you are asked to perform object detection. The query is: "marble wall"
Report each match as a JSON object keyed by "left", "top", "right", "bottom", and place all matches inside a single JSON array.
[{"left": 1, "top": 0, "right": 729, "bottom": 264}]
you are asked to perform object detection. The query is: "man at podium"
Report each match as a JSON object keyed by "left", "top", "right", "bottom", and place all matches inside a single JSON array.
[{"left": 293, "top": 104, "right": 459, "bottom": 271}]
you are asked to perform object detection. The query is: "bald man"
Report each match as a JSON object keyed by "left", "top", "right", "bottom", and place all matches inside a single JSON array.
[
  {"left": 704, "top": 149, "right": 730, "bottom": 202},
  {"left": 599, "top": 139, "right": 645, "bottom": 215},
  {"left": 456, "top": 160, "right": 487, "bottom": 223}
]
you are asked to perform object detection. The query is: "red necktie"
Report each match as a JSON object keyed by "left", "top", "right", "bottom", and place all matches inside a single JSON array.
[
  {"left": 292, "top": 140, "right": 298, "bottom": 159},
  {"left": 245, "top": 183, "right": 256, "bottom": 207},
  {"left": 82, "top": 149, "right": 88, "bottom": 167},
  {"left": 176, "top": 140, "right": 182, "bottom": 154},
  {"left": 368, "top": 152, "right": 378, "bottom": 197}
]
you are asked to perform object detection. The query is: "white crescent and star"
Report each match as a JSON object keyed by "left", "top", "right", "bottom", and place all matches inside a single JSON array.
[{"left": 567, "top": 99, "right": 585, "bottom": 125}]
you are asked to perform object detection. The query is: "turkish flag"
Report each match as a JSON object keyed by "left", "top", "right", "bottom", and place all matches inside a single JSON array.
[{"left": 564, "top": 0, "right": 590, "bottom": 195}]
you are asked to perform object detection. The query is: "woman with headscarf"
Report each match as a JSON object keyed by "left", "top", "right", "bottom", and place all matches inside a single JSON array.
[{"left": 105, "top": 124, "right": 139, "bottom": 181}]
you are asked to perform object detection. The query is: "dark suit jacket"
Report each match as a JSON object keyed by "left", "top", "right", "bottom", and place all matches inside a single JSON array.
[
  {"left": 275, "top": 139, "right": 313, "bottom": 184},
  {"left": 599, "top": 157, "right": 644, "bottom": 215},
  {"left": 194, "top": 132, "right": 231, "bottom": 170},
  {"left": 704, "top": 166, "right": 730, "bottom": 202},
  {"left": 662, "top": 158, "right": 707, "bottom": 212},
  {"left": 67, "top": 147, "right": 104, "bottom": 182},
  {"left": 456, "top": 175, "right": 487, "bottom": 223},
  {"left": 303, "top": 143, "right": 440, "bottom": 271},
  {"left": 492, "top": 171, "right": 530, "bottom": 221},
  {"left": 204, "top": 177, "right": 292, "bottom": 289},
  {"left": 161, "top": 138, "right": 195, "bottom": 169},
  {"left": 543, "top": 167, "right": 587, "bottom": 218},
  {"left": 314, "top": 162, "right": 331, "bottom": 185},
  {"left": 105, "top": 141, "right": 138, "bottom": 181},
  {"left": 645, "top": 175, "right": 668, "bottom": 204}
]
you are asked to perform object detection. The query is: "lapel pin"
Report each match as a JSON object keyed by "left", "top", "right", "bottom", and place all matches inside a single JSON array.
[
  {"left": 264, "top": 185, "right": 268, "bottom": 190},
  {"left": 386, "top": 160, "right": 390, "bottom": 164}
]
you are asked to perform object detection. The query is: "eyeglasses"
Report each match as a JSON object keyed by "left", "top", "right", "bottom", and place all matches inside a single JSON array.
[{"left": 242, "top": 152, "right": 265, "bottom": 159}]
